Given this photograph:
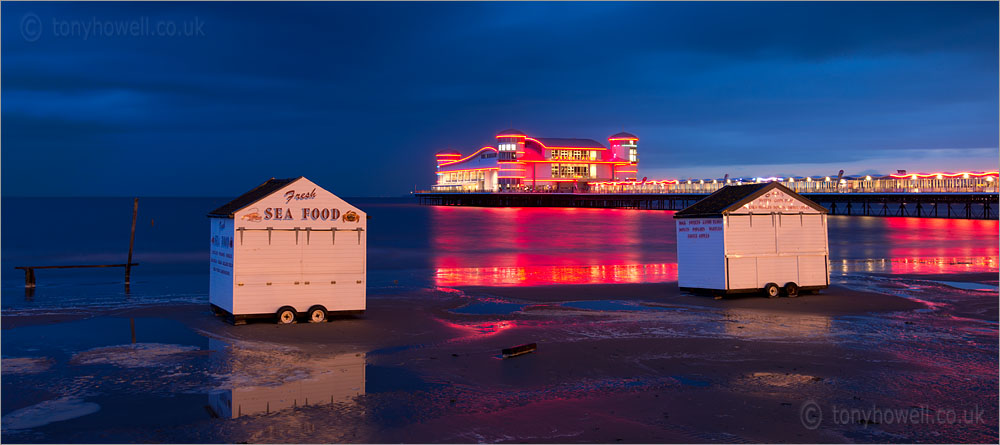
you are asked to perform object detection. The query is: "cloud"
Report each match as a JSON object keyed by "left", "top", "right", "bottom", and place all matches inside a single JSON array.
[{"left": 1, "top": 1, "right": 997, "bottom": 196}]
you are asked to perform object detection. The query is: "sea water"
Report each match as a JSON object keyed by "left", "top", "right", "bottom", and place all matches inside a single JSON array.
[{"left": 3, "top": 197, "right": 996, "bottom": 313}]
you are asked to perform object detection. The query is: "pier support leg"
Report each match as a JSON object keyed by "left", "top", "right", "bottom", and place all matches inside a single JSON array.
[
  {"left": 125, "top": 198, "right": 138, "bottom": 287},
  {"left": 23, "top": 268, "right": 35, "bottom": 288}
]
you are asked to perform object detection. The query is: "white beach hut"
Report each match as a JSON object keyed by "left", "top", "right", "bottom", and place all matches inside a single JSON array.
[
  {"left": 673, "top": 182, "right": 829, "bottom": 297},
  {"left": 207, "top": 177, "right": 366, "bottom": 324}
]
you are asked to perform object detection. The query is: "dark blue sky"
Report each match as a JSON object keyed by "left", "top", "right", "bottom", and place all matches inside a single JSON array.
[{"left": 3, "top": 1, "right": 997, "bottom": 197}]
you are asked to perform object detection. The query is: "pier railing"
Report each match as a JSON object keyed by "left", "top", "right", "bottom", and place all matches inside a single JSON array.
[
  {"left": 422, "top": 175, "right": 998, "bottom": 195},
  {"left": 415, "top": 189, "right": 998, "bottom": 219}
]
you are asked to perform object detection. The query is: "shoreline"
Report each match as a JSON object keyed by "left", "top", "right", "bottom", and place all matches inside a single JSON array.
[{"left": 3, "top": 279, "right": 930, "bottom": 331}]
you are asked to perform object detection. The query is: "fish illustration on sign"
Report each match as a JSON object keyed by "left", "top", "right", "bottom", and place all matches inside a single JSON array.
[{"left": 241, "top": 208, "right": 262, "bottom": 222}]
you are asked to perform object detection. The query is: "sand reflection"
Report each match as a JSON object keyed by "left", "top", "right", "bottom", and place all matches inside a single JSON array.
[
  {"left": 722, "top": 310, "right": 833, "bottom": 340},
  {"left": 207, "top": 339, "right": 366, "bottom": 419}
]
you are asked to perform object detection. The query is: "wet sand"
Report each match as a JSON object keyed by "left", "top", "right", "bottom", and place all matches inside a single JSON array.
[
  {"left": 4, "top": 278, "right": 995, "bottom": 443},
  {"left": 456, "top": 283, "right": 926, "bottom": 316}
]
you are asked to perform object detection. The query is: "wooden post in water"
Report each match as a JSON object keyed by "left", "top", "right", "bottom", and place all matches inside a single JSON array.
[{"left": 125, "top": 198, "right": 138, "bottom": 286}]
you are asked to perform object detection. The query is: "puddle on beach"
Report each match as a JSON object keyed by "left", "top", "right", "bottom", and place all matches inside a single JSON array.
[
  {"left": 450, "top": 300, "right": 526, "bottom": 315},
  {"left": 1, "top": 398, "right": 101, "bottom": 432},
  {"left": 931, "top": 280, "right": 998, "bottom": 292},
  {"left": 562, "top": 300, "right": 668, "bottom": 312},
  {"left": 671, "top": 375, "right": 711, "bottom": 387},
  {"left": 207, "top": 349, "right": 366, "bottom": 418}
]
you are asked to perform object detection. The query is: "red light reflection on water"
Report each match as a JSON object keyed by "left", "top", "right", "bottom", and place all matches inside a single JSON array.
[
  {"left": 435, "top": 263, "right": 677, "bottom": 287},
  {"left": 430, "top": 206, "right": 677, "bottom": 286},
  {"left": 832, "top": 257, "right": 999, "bottom": 275},
  {"left": 888, "top": 257, "right": 997, "bottom": 275},
  {"left": 437, "top": 319, "right": 517, "bottom": 338},
  {"left": 881, "top": 218, "right": 998, "bottom": 274}
]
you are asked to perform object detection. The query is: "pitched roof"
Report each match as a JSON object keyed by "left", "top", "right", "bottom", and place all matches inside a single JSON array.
[
  {"left": 534, "top": 137, "right": 606, "bottom": 149},
  {"left": 496, "top": 128, "right": 526, "bottom": 136},
  {"left": 673, "top": 182, "right": 827, "bottom": 218},
  {"left": 208, "top": 177, "right": 302, "bottom": 218},
  {"left": 609, "top": 131, "right": 638, "bottom": 139}
]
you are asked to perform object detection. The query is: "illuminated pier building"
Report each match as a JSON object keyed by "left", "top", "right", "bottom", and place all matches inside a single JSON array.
[
  {"left": 589, "top": 171, "right": 998, "bottom": 194},
  {"left": 430, "top": 128, "right": 998, "bottom": 196},
  {"left": 434, "top": 129, "right": 639, "bottom": 192}
]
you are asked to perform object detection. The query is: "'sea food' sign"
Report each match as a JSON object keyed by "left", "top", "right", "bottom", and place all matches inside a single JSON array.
[
  {"left": 238, "top": 188, "right": 361, "bottom": 224},
  {"left": 241, "top": 207, "right": 359, "bottom": 223}
]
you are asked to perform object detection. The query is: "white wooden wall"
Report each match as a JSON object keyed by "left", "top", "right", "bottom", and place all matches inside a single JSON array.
[
  {"left": 676, "top": 218, "right": 726, "bottom": 289},
  {"left": 232, "top": 228, "right": 366, "bottom": 314},
  {"left": 209, "top": 218, "right": 235, "bottom": 312}
]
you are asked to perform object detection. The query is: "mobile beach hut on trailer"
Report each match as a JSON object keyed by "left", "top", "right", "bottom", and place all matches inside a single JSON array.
[
  {"left": 673, "top": 182, "right": 829, "bottom": 297},
  {"left": 208, "top": 177, "right": 366, "bottom": 324}
]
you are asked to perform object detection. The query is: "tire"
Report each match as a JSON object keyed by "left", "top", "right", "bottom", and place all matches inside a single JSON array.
[
  {"left": 763, "top": 283, "right": 780, "bottom": 298},
  {"left": 276, "top": 307, "right": 297, "bottom": 324},
  {"left": 307, "top": 306, "right": 327, "bottom": 323},
  {"left": 784, "top": 282, "right": 800, "bottom": 298}
]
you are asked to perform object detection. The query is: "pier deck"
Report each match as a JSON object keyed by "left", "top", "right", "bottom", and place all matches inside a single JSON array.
[{"left": 415, "top": 192, "right": 998, "bottom": 219}]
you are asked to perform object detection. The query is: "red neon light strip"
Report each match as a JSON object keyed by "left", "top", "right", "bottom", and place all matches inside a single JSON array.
[
  {"left": 496, "top": 134, "right": 527, "bottom": 139},
  {"left": 608, "top": 137, "right": 639, "bottom": 142},
  {"left": 590, "top": 179, "right": 679, "bottom": 186},
  {"left": 524, "top": 137, "right": 607, "bottom": 151},
  {"left": 438, "top": 167, "right": 499, "bottom": 174},
  {"left": 521, "top": 160, "right": 629, "bottom": 164},
  {"left": 439, "top": 146, "right": 499, "bottom": 166},
  {"left": 888, "top": 171, "right": 999, "bottom": 179}
]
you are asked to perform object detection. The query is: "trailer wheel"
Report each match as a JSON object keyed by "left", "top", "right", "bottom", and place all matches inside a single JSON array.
[
  {"left": 276, "top": 307, "right": 297, "bottom": 324},
  {"left": 784, "top": 282, "right": 800, "bottom": 298},
  {"left": 763, "top": 283, "right": 780, "bottom": 298},
  {"left": 307, "top": 306, "right": 327, "bottom": 323}
]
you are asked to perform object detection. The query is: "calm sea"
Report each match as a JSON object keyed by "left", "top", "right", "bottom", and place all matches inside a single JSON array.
[{"left": 2, "top": 197, "right": 997, "bottom": 313}]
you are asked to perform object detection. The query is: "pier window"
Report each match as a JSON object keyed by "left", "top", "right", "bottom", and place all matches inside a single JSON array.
[
  {"left": 550, "top": 149, "right": 593, "bottom": 160},
  {"left": 551, "top": 163, "right": 594, "bottom": 178}
]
